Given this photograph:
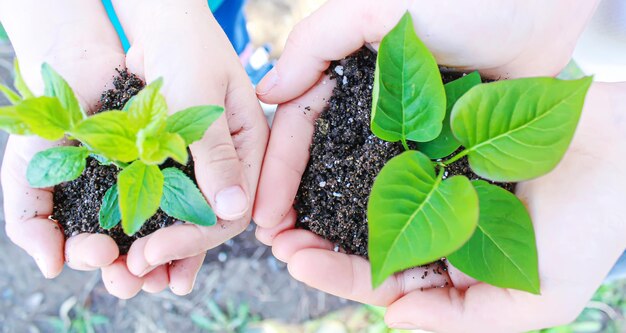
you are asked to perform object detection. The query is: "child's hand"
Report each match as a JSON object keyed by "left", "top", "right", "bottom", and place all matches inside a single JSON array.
[
  {"left": 254, "top": 0, "right": 599, "bottom": 107},
  {"left": 256, "top": 82, "right": 626, "bottom": 332},
  {"left": 111, "top": 0, "right": 269, "bottom": 295}
]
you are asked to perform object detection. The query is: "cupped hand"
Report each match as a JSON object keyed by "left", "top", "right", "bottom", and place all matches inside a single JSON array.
[
  {"left": 255, "top": 70, "right": 626, "bottom": 332},
  {"left": 111, "top": 0, "right": 269, "bottom": 296}
]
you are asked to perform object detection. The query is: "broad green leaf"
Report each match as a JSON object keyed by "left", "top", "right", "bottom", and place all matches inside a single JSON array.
[
  {"left": 367, "top": 151, "right": 479, "bottom": 287},
  {"left": 165, "top": 105, "right": 224, "bottom": 145},
  {"left": 417, "top": 72, "right": 481, "bottom": 159},
  {"left": 127, "top": 78, "right": 167, "bottom": 134},
  {"left": 448, "top": 180, "right": 540, "bottom": 294},
  {"left": 118, "top": 160, "right": 163, "bottom": 235},
  {"left": 16, "top": 97, "right": 69, "bottom": 140},
  {"left": 13, "top": 59, "right": 34, "bottom": 99},
  {"left": 371, "top": 12, "right": 446, "bottom": 145},
  {"left": 99, "top": 184, "right": 121, "bottom": 230},
  {"left": 451, "top": 76, "right": 593, "bottom": 182},
  {"left": 137, "top": 130, "right": 188, "bottom": 165},
  {"left": 161, "top": 168, "right": 216, "bottom": 226},
  {"left": 0, "top": 22, "right": 8, "bottom": 41},
  {"left": 0, "top": 106, "right": 32, "bottom": 135},
  {"left": 41, "top": 63, "right": 85, "bottom": 128},
  {"left": 0, "top": 84, "right": 21, "bottom": 104},
  {"left": 72, "top": 111, "right": 138, "bottom": 162},
  {"left": 26, "top": 146, "right": 89, "bottom": 188}
]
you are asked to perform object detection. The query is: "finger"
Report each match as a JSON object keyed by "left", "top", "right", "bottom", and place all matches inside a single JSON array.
[
  {"left": 101, "top": 257, "right": 144, "bottom": 300},
  {"left": 256, "top": 0, "right": 402, "bottom": 103},
  {"left": 65, "top": 233, "right": 119, "bottom": 271},
  {"left": 287, "top": 248, "right": 449, "bottom": 306},
  {"left": 254, "top": 208, "right": 297, "bottom": 246},
  {"left": 168, "top": 252, "right": 206, "bottom": 296},
  {"left": 272, "top": 229, "right": 334, "bottom": 263},
  {"left": 253, "top": 75, "right": 335, "bottom": 228},
  {"left": 126, "top": 236, "right": 155, "bottom": 277},
  {"left": 142, "top": 265, "right": 169, "bottom": 294}
]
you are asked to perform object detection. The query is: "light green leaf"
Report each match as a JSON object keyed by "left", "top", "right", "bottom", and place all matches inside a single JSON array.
[
  {"left": 72, "top": 111, "right": 138, "bottom": 162},
  {"left": 14, "top": 59, "right": 34, "bottom": 99},
  {"left": 41, "top": 63, "right": 85, "bottom": 128},
  {"left": 127, "top": 78, "right": 167, "bottom": 134},
  {"left": 138, "top": 130, "right": 188, "bottom": 165},
  {"left": 99, "top": 184, "right": 121, "bottom": 230},
  {"left": 0, "top": 83, "right": 21, "bottom": 104},
  {"left": 16, "top": 96, "right": 69, "bottom": 140},
  {"left": 0, "top": 106, "right": 32, "bottom": 135},
  {"left": 165, "top": 105, "right": 224, "bottom": 145},
  {"left": 371, "top": 12, "right": 446, "bottom": 145},
  {"left": 417, "top": 72, "right": 481, "bottom": 159},
  {"left": 161, "top": 168, "right": 216, "bottom": 226},
  {"left": 450, "top": 76, "right": 593, "bottom": 182},
  {"left": 367, "top": 151, "right": 479, "bottom": 287},
  {"left": 118, "top": 161, "right": 163, "bottom": 235},
  {"left": 448, "top": 180, "right": 540, "bottom": 294},
  {"left": 26, "top": 146, "right": 89, "bottom": 188}
]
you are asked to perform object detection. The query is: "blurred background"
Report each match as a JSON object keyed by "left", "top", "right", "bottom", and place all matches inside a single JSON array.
[{"left": 0, "top": 0, "right": 625, "bottom": 332}]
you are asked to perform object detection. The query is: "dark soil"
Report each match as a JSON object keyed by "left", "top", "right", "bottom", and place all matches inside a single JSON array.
[
  {"left": 52, "top": 70, "right": 195, "bottom": 254},
  {"left": 295, "top": 48, "right": 515, "bottom": 257}
]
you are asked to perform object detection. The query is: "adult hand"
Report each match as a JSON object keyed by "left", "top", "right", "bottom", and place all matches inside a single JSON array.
[
  {"left": 0, "top": 0, "right": 124, "bottom": 283},
  {"left": 257, "top": 78, "right": 626, "bottom": 332},
  {"left": 111, "top": 0, "right": 269, "bottom": 296}
]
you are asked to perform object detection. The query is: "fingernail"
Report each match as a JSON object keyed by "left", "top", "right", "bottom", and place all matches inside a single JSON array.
[
  {"left": 256, "top": 68, "right": 278, "bottom": 96},
  {"left": 388, "top": 322, "right": 415, "bottom": 329},
  {"left": 34, "top": 256, "right": 51, "bottom": 279},
  {"left": 215, "top": 186, "right": 248, "bottom": 220},
  {"left": 138, "top": 265, "right": 156, "bottom": 278}
]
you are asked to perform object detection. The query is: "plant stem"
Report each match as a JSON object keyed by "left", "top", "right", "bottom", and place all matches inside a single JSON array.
[
  {"left": 443, "top": 149, "right": 470, "bottom": 166},
  {"left": 401, "top": 137, "right": 410, "bottom": 151}
]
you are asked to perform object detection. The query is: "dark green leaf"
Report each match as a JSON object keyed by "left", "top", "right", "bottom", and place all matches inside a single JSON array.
[
  {"left": 118, "top": 161, "right": 163, "bottom": 235},
  {"left": 0, "top": 106, "right": 32, "bottom": 135},
  {"left": 367, "top": 151, "right": 479, "bottom": 287},
  {"left": 161, "top": 168, "right": 216, "bottom": 226},
  {"left": 16, "top": 97, "right": 69, "bottom": 140},
  {"left": 371, "top": 12, "right": 446, "bottom": 145},
  {"left": 447, "top": 180, "right": 540, "bottom": 294},
  {"left": 99, "top": 184, "right": 121, "bottom": 230},
  {"left": 417, "top": 72, "right": 481, "bottom": 159},
  {"left": 0, "top": 83, "right": 21, "bottom": 104},
  {"left": 41, "top": 63, "right": 85, "bottom": 128},
  {"left": 72, "top": 111, "right": 138, "bottom": 162},
  {"left": 127, "top": 78, "right": 167, "bottom": 134},
  {"left": 26, "top": 146, "right": 89, "bottom": 188},
  {"left": 165, "top": 105, "right": 224, "bottom": 145},
  {"left": 450, "top": 76, "right": 593, "bottom": 181},
  {"left": 13, "top": 59, "right": 34, "bottom": 99},
  {"left": 137, "top": 130, "right": 188, "bottom": 165}
]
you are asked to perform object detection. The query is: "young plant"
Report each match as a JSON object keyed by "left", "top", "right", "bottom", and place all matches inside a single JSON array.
[
  {"left": 0, "top": 61, "right": 223, "bottom": 235},
  {"left": 367, "top": 13, "right": 592, "bottom": 292}
]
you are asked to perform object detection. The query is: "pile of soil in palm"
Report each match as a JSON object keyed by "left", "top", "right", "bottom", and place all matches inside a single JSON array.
[
  {"left": 295, "top": 48, "right": 514, "bottom": 257},
  {"left": 52, "top": 70, "right": 195, "bottom": 254}
]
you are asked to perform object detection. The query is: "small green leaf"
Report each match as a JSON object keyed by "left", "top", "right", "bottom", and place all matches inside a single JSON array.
[
  {"left": 447, "top": 180, "right": 540, "bottom": 294},
  {"left": 13, "top": 59, "right": 34, "bottom": 99},
  {"left": 161, "top": 168, "right": 216, "bottom": 226},
  {"left": 26, "top": 146, "right": 89, "bottom": 188},
  {"left": 451, "top": 76, "right": 593, "bottom": 182},
  {"left": 72, "top": 111, "right": 139, "bottom": 162},
  {"left": 0, "top": 106, "right": 32, "bottom": 135},
  {"left": 16, "top": 97, "right": 69, "bottom": 140},
  {"left": 371, "top": 12, "right": 446, "bottom": 145},
  {"left": 417, "top": 72, "right": 481, "bottom": 159},
  {"left": 127, "top": 78, "right": 167, "bottom": 134},
  {"left": 118, "top": 160, "right": 164, "bottom": 235},
  {"left": 0, "top": 83, "right": 21, "bottom": 104},
  {"left": 138, "top": 130, "right": 188, "bottom": 165},
  {"left": 99, "top": 184, "right": 121, "bottom": 230},
  {"left": 165, "top": 105, "right": 224, "bottom": 145},
  {"left": 41, "top": 63, "right": 85, "bottom": 128},
  {"left": 367, "top": 151, "right": 479, "bottom": 287}
]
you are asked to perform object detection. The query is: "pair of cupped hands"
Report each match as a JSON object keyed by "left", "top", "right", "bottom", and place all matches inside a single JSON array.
[{"left": 2, "top": 0, "right": 625, "bottom": 332}]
